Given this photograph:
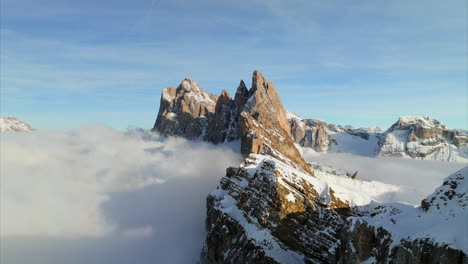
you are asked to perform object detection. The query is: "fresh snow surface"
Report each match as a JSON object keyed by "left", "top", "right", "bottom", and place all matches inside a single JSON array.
[
  {"left": 214, "top": 154, "right": 467, "bottom": 260},
  {"left": 359, "top": 167, "right": 468, "bottom": 254},
  {"left": 326, "top": 128, "right": 380, "bottom": 156},
  {"left": 0, "top": 116, "right": 34, "bottom": 132},
  {"left": 397, "top": 116, "right": 445, "bottom": 129}
]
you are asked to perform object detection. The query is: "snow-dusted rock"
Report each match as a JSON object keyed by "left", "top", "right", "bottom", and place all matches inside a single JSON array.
[
  {"left": 287, "top": 113, "right": 336, "bottom": 152},
  {"left": 379, "top": 116, "right": 468, "bottom": 162},
  {"left": 202, "top": 153, "right": 468, "bottom": 263},
  {"left": 152, "top": 78, "right": 218, "bottom": 139},
  {"left": 0, "top": 116, "right": 34, "bottom": 132}
]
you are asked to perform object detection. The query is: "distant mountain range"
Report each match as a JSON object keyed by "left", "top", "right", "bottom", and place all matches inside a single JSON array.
[
  {"left": 288, "top": 114, "right": 467, "bottom": 163},
  {"left": 152, "top": 74, "right": 467, "bottom": 163},
  {"left": 152, "top": 71, "right": 467, "bottom": 263}
]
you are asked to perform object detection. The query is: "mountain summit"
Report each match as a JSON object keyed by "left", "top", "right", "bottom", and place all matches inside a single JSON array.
[
  {"left": 152, "top": 72, "right": 467, "bottom": 263},
  {"left": 0, "top": 116, "right": 34, "bottom": 132}
]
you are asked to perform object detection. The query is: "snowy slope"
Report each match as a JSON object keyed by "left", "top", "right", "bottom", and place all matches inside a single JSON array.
[
  {"left": 360, "top": 167, "right": 468, "bottom": 254},
  {"left": 0, "top": 116, "right": 34, "bottom": 132},
  {"left": 379, "top": 116, "right": 468, "bottom": 162},
  {"left": 206, "top": 154, "right": 468, "bottom": 263},
  {"left": 288, "top": 114, "right": 467, "bottom": 162}
]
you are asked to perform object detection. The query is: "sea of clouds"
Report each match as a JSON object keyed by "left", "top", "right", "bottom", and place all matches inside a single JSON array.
[
  {"left": 0, "top": 126, "right": 242, "bottom": 263},
  {"left": 0, "top": 126, "right": 465, "bottom": 264}
]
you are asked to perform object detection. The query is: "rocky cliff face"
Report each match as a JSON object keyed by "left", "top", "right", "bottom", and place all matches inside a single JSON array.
[
  {"left": 379, "top": 116, "right": 468, "bottom": 162},
  {"left": 204, "top": 81, "right": 249, "bottom": 144},
  {"left": 287, "top": 113, "right": 336, "bottom": 152},
  {"left": 151, "top": 72, "right": 467, "bottom": 263},
  {"left": 0, "top": 116, "right": 34, "bottom": 132},
  {"left": 152, "top": 78, "right": 218, "bottom": 139},
  {"left": 201, "top": 155, "right": 467, "bottom": 263},
  {"left": 152, "top": 77, "right": 465, "bottom": 163},
  {"left": 287, "top": 113, "right": 466, "bottom": 162}
]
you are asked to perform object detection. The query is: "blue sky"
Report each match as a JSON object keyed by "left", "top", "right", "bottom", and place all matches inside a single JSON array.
[{"left": 1, "top": 0, "right": 467, "bottom": 130}]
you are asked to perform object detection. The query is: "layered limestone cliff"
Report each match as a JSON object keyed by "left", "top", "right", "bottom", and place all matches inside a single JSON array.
[
  {"left": 201, "top": 155, "right": 467, "bottom": 263},
  {"left": 379, "top": 116, "right": 468, "bottom": 162}
]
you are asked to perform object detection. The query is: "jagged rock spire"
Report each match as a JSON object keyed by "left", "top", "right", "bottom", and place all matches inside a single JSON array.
[{"left": 240, "top": 71, "right": 313, "bottom": 175}]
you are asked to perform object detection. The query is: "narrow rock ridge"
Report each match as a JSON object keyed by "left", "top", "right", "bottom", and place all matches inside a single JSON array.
[
  {"left": 153, "top": 71, "right": 313, "bottom": 174},
  {"left": 240, "top": 71, "right": 313, "bottom": 175}
]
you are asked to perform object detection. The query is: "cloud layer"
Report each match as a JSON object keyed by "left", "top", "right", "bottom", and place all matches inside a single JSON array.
[
  {"left": 1, "top": 127, "right": 465, "bottom": 264},
  {"left": 302, "top": 150, "right": 466, "bottom": 204},
  {"left": 0, "top": 126, "right": 241, "bottom": 237}
]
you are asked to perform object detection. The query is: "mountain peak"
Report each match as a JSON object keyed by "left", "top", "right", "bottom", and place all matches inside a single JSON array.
[
  {"left": 395, "top": 116, "right": 445, "bottom": 129},
  {"left": 0, "top": 116, "right": 34, "bottom": 132},
  {"left": 240, "top": 71, "right": 313, "bottom": 174}
]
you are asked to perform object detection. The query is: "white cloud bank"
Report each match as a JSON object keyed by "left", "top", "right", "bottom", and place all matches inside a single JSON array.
[
  {"left": 1, "top": 126, "right": 465, "bottom": 264},
  {"left": 303, "top": 150, "right": 466, "bottom": 204},
  {"left": 0, "top": 126, "right": 241, "bottom": 237}
]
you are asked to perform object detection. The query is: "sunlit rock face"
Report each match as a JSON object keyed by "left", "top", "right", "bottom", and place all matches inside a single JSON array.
[
  {"left": 287, "top": 114, "right": 336, "bottom": 152},
  {"left": 201, "top": 156, "right": 467, "bottom": 263},
  {"left": 379, "top": 116, "right": 468, "bottom": 162},
  {"left": 152, "top": 72, "right": 467, "bottom": 264},
  {"left": 152, "top": 78, "right": 218, "bottom": 139},
  {"left": 239, "top": 71, "right": 313, "bottom": 175}
]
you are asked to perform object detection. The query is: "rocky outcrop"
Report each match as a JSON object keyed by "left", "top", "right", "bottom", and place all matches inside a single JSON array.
[
  {"left": 204, "top": 81, "right": 249, "bottom": 144},
  {"left": 0, "top": 116, "right": 34, "bottom": 132},
  {"left": 152, "top": 78, "right": 218, "bottom": 139},
  {"left": 379, "top": 116, "right": 468, "bottom": 162},
  {"left": 151, "top": 72, "right": 467, "bottom": 263},
  {"left": 240, "top": 71, "right": 313, "bottom": 175},
  {"left": 198, "top": 74, "right": 467, "bottom": 263},
  {"left": 152, "top": 78, "right": 465, "bottom": 162},
  {"left": 287, "top": 113, "right": 336, "bottom": 152},
  {"left": 201, "top": 156, "right": 468, "bottom": 263}
]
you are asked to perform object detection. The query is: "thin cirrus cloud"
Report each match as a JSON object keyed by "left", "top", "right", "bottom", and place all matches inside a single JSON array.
[{"left": 1, "top": 0, "right": 466, "bottom": 130}]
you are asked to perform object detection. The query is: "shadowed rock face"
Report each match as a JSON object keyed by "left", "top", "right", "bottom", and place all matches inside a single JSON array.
[
  {"left": 204, "top": 81, "right": 250, "bottom": 144},
  {"left": 289, "top": 117, "right": 336, "bottom": 152},
  {"left": 201, "top": 155, "right": 468, "bottom": 264}
]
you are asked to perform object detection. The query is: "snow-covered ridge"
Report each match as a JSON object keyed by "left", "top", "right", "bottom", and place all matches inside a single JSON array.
[
  {"left": 204, "top": 153, "right": 468, "bottom": 263},
  {"left": 362, "top": 167, "right": 468, "bottom": 254},
  {"left": 288, "top": 113, "right": 467, "bottom": 162},
  {"left": 0, "top": 116, "right": 34, "bottom": 132},
  {"left": 396, "top": 115, "right": 445, "bottom": 129}
]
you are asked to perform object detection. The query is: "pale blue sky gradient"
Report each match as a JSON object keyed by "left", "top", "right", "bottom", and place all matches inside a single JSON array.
[{"left": 1, "top": 0, "right": 467, "bottom": 130}]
